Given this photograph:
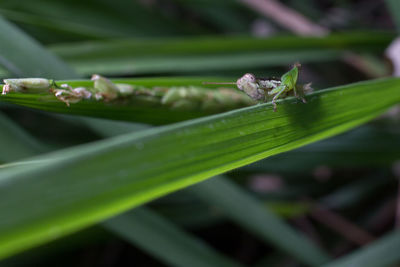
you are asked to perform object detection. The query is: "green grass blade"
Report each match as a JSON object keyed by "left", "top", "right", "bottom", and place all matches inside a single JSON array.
[
  {"left": 190, "top": 177, "right": 330, "bottom": 266},
  {"left": 323, "top": 230, "right": 400, "bottom": 267},
  {"left": 81, "top": 117, "right": 149, "bottom": 137},
  {"left": 385, "top": 0, "right": 400, "bottom": 32},
  {"left": 2, "top": 77, "right": 400, "bottom": 126},
  {"left": 0, "top": 112, "right": 46, "bottom": 161},
  {"left": 0, "top": 0, "right": 198, "bottom": 42},
  {"left": 0, "top": 113, "right": 239, "bottom": 267},
  {"left": 87, "top": 119, "right": 328, "bottom": 266},
  {"left": 87, "top": 120, "right": 328, "bottom": 266},
  {"left": 244, "top": 125, "right": 400, "bottom": 173},
  {"left": 0, "top": 8, "right": 115, "bottom": 40},
  {"left": 104, "top": 208, "right": 242, "bottom": 267},
  {"left": 48, "top": 32, "right": 393, "bottom": 75},
  {"left": 0, "top": 16, "right": 76, "bottom": 78},
  {"left": 0, "top": 77, "right": 399, "bottom": 259},
  {"left": 0, "top": 77, "right": 248, "bottom": 125}
]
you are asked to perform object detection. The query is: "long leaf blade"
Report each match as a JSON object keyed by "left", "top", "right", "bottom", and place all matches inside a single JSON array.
[
  {"left": 0, "top": 77, "right": 236, "bottom": 125},
  {"left": 323, "top": 230, "right": 400, "bottom": 267},
  {"left": 49, "top": 33, "right": 393, "bottom": 75},
  {"left": 190, "top": 177, "right": 330, "bottom": 266},
  {"left": 104, "top": 208, "right": 242, "bottom": 267},
  {"left": 0, "top": 16, "right": 76, "bottom": 78},
  {"left": 0, "top": 78, "right": 399, "bottom": 259}
]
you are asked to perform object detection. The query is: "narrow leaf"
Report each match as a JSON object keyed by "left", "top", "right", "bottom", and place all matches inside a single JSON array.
[
  {"left": 0, "top": 16, "right": 76, "bottom": 78},
  {"left": 104, "top": 208, "right": 242, "bottom": 267},
  {"left": 88, "top": 119, "right": 328, "bottom": 266},
  {"left": 0, "top": 78, "right": 399, "bottom": 259},
  {"left": 0, "top": 113, "right": 238, "bottom": 267},
  {"left": 189, "top": 177, "right": 330, "bottom": 266},
  {"left": 244, "top": 125, "right": 400, "bottom": 173},
  {"left": 0, "top": 77, "right": 250, "bottom": 125},
  {"left": 0, "top": 112, "right": 45, "bottom": 161},
  {"left": 323, "top": 230, "right": 400, "bottom": 267},
  {"left": 48, "top": 33, "right": 393, "bottom": 75}
]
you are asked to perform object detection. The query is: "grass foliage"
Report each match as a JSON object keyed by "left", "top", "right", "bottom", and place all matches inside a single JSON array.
[{"left": 0, "top": 1, "right": 399, "bottom": 266}]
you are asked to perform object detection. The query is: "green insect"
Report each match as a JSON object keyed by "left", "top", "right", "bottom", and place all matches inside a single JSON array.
[{"left": 205, "top": 63, "right": 312, "bottom": 111}]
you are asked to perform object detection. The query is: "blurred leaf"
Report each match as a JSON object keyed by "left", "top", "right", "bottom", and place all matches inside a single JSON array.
[
  {"left": 104, "top": 208, "right": 242, "bottom": 267},
  {"left": 243, "top": 125, "right": 400, "bottom": 173},
  {"left": 47, "top": 32, "right": 393, "bottom": 75},
  {"left": 0, "top": 112, "right": 46, "bottom": 161},
  {"left": 189, "top": 177, "right": 329, "bottom": 266},
  {"left": 385, "top": 0, "right": 400, "bottom": 32},
  {"left": 81, "top": 117, "right": 149, "bottom": 138},
  {"left": 0, "top": 9, "right": 115, "bottom": 40},
  {"left": 319, "top": 173, "right": 391, "bottom": 209},
  {"left": 0, "top": 16, "right": 76, "bottom": 78},
  {"left": 0, "top": 0, "right": 199, "bottom": 43},
  {"left": 323, "top": 230, "right": 400, "bottom": 267},
  {"left": 0, "top": 77, "right": 399, "bottom": 259},
  {"left": 171, "top": 0, "right": 251, "bottom": 33},
  {"left": 88, "top": 117, "right": 325, "bottom": 266}
]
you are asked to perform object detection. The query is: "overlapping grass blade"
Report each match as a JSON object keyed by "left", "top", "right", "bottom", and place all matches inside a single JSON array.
[
  {"left": 0, "top": 115, "right": 241, "bottom": 267},
  {"left": 0, "top": 77, "right": 399, "bottom": 259},
  {"left": 88, "top": 119, "right": 328, "bottom": 266},
  {"left": 0, "top": 0, "right": 196, "bottom": 42},
  {"left": 243, "top": 125, "right": 400, "bottom": 173},
  {"left": 104, "top": 208, "right": 242, "bottom": 267},
  {"left": 0, "top": 21, "right": 247, "bottom": 265},
  {"left": 0, "top": 32, "right": 393, "bottom": 77},
  {"left": 323, "top": 230, "right": 400, "bottom": 267},
  {"left": 0, "top": 16, "right": 76, "bottom": 78},
  {"left": 48, "top": 32, "right": 393, "bottom": 75},
  {"left": 190, "top": 177, "right": 330, "bottom": 266},
  {"left": 0, "top": 112, "right": 46, "bottom": 161},
  {"left": 1, "top": 112, "right": 321, "bottom": 267}
]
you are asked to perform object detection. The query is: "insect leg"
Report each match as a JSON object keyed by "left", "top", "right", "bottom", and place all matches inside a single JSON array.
[
  {"left": 271, "top": 85, "right": 287, "bottom": 112},
  {"left": 268, "top": 84, "right": 285, "bottom": 95},
  {"left": 293, "top": 83, "right": 298, "bottom": 97}
]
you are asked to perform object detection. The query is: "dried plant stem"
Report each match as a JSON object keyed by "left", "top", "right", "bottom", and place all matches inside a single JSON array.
[
  {"left": 310, "top": 203, "right": 375, "bottom": 246},
  {"left": 240, "top": 0, "right": 329, "bottom": 36}
]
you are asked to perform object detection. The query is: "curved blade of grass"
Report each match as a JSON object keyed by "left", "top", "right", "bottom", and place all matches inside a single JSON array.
[
  {"left": 0, "top": 77, "right": 245, "bottom": 125},
  {"left": 48, "top": 32, "right": 393, "bottom": 75},
  {"left": 1, "top": 113, "right": 320, "bottom": 267},
  {"left": 0, "top": 32, "right": 394, "bottom": 77},
  {"left": 86, "top": 120, "right": 328, "bottom": 266},
  {"left": 189, "top": 177, "right": 330, "bottom": 266},
  {"left": 0, "top": 16, "right": 76, "bottom": 78},
  {"left": 52, "top": 32, "right": 392, "bottom": 58},
  {"left": 0, "top": 112, "right": 319, "bottom": 265},
  {"left": 104, "top": 208, "right": 242, "bottom": 267},
  {"left": 0, "top": 114, "right": 243, "bottom": 267},
  {"left": 243, "top": 125, "right": 400, "bottom": 173},
  {"left": 0, "top": 78, "right": 400, "bottom": 259},
  {"left": 323, "top": 230, "right": 400, "bottom": 267}
]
